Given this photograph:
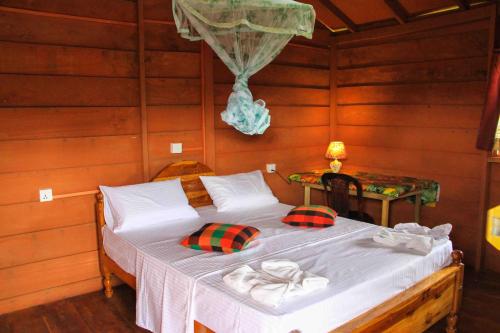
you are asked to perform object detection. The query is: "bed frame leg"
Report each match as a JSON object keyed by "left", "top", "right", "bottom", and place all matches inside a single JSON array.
[
  {"left": 103, "top": 271, "right": 113, "bottom": 298},
  {"left": 446, "top": 250, "right": 464, "bottom": 333},
  {"left": 445, "top": 313, "right": 457, "bottom": 333}
]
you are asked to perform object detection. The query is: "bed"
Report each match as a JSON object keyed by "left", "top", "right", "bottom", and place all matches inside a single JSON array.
[{"left": 95, "top": 161, "right": 464, "bottom": 333}]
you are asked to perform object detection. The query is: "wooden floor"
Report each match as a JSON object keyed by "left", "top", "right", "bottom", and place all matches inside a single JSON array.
[{"left": 1, "top": 268, "right": 498, "bottom": 333}]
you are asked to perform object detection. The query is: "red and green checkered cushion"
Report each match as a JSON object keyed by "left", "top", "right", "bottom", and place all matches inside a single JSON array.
[
  {"left": 181, "top": 223, "right": 260, "bottom": 253},
  {"left": 282, "top": 205, "right": 337, "bottom": 228}
]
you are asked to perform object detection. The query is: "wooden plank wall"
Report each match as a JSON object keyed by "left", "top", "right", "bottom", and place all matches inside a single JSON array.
[
  {"left": 331, "top": 8, "right": 493, "bottom": 267},
  {"left": 143, "top": 1, "right": 203, "bottom": 177},
  {"left": 0, "top": 0, "right": 143, "bottom": 314}
]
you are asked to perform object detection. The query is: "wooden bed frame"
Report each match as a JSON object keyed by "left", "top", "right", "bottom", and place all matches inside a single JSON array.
[{"left": 95, "top": 160, "right": 464, "bottom": 333}]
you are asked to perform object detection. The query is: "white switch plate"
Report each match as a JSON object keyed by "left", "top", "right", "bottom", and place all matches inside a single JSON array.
[
  {"left": 266, "top": 163, "right": 276, "bottom": 173},
  {"left": 39, "top": 188, "right": 53, "bottom": 202},
  {"left": 170, "top": 143, "right": 183, "bottom": 154}
]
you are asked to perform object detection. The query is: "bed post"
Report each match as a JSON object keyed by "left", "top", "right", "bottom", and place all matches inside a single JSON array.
[
  {"left": 446, "top": 250, "right": 464, "bottom": 333},
  {"left": 96, "top": 192, "right": 113, "bottom": 298}
]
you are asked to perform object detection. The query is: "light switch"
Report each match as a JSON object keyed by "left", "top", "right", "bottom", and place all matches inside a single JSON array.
[
  {"left": 39, "top": 188, "right": 53, "bottom": 202},
  {"left": 170, "top": 143, "right": 183, "bottom": 154}
]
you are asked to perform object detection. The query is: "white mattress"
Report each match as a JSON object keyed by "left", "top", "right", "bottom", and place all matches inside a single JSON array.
[{"left": 103, "top": 203, "right": 453, "bottom": 333}]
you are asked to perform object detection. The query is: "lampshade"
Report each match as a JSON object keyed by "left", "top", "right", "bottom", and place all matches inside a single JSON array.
[{"left": 325, "top": 141, "right": 347, "bottom": 159}]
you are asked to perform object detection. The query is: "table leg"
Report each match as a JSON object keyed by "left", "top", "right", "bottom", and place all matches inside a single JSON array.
[
  {"left": 304, "top": 185, "right": 311, "bottom": 205},
  {"left": 414, "top": 193, "right": 421, "bottom": 223},
  {"left": 381, "top": 200, "right": 390, "bottom": 227}
]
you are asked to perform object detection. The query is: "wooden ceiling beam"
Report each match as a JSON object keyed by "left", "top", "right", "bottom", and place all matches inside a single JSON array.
[
  {"left": 319, "top": 0, "right": 358, "bottom": 32},
  {"left": 384, "top": 0, "right": 409, "bottom": 24},
  {"left": 303, "top": 0, "right": 342, "bottom": 31},
  {"left": 453, "top": 0, "right": 471, "bottom": 10}
]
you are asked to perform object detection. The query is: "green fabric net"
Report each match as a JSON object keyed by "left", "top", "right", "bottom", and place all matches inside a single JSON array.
[{"left": 173, "top": 0, "right": 316, "bottom": 135}]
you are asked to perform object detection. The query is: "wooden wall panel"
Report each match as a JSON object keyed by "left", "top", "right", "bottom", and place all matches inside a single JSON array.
[
  {"left": 145, "top": 51, "right": 199, "bottom": 77},
  {"left": 0, "top": 75, "right": 139, "bottom": 107},
  {"left": 144, "top": 0, "right": 174, "bottom": 21},
  {"left": 332, "top": 14, "right": 491, "bottom": 268},
  {"left": 0, "top": 1, "right": 142, "bottom": 313},
  {"left": 0, "top": 196, "right": 95, "bottom": 237},
  {"left": 146, "top": 78, "right": 200, "bottom": 105},
  {"left": 0, "top": 136, "right": 141, "bottom": 173},
  {"left": 0, "top": 251, "right": 100, "bottom": 301},
  {"left": 0, "top": 42, "right": 138, "bottom": 77},
  {"left": 336, "top": 105, "right": 482, "bottom": 129},
  {"left": 144, "top": 23, "right": 199, "bottom": 51},
  {"left": 0, "top": 224, "right": 97, "bottom": 269},
  {"left": 0, "top": 107, "right": 140, "bottom": 140},
  {"left": 0, "top": 11, "right": 137, "bottom": 50},
  {"left": 337, "top": 29, "right": 489, "bottom": 67},
  {"left": 143, "top": 2, "right": 203, "bottom": 177},
  {"left": 0, "top": 0, "right": 137, "bottom": 22}
]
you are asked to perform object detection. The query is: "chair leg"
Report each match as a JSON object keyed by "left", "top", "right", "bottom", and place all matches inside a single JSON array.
[
  {"left": 445, "top": 312, "right": 458, "bottom": 333},
  {"left": 103, "top": 271, "right": 113, "bottom": 298}
]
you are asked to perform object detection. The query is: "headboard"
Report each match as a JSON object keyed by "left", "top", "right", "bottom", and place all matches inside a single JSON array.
[{"left": 152, "top": 160, "right": 215, "bottom": 208}]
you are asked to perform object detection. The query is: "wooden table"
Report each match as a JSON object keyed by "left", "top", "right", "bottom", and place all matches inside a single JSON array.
[{"left": 302, "top": 182, "right": 422, "bottom": 227}]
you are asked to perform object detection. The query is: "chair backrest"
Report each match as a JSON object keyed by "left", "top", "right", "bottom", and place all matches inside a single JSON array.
[{"left": 321, "top": 173, "right": 363, "bottom": 217}]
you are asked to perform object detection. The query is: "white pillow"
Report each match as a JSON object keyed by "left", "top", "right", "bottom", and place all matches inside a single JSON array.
[
  {"left": 200, "top": 170, "right": 279, "bottom": 212},
  {"left": 99, "top": 178, "right": 199, "bottom": 232}
]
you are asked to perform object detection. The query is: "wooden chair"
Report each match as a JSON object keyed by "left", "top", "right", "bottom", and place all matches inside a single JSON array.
[{"left": 321, "top": 173, "right": 375, "bottom": 224}]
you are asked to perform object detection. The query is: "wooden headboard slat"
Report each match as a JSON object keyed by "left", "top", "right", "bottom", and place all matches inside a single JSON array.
[{"left": 152, "top": 160, "right": 214, "bottom": 207}]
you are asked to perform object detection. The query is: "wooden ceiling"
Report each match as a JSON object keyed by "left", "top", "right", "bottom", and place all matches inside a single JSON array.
[{"left": 305, "top": 0, "right": 496, "bottom": 33}]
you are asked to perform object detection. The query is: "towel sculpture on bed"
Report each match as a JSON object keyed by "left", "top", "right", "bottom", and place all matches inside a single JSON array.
[
  {"left": 223, "top": 259, "right": 329, "bottom": 307},
  {"left": 373, "top": 223, "right": 452, "bottom": 255}
]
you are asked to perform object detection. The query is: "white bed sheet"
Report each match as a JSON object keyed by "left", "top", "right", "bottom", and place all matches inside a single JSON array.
[{"left": 103, "top": 204, "right": 453, "bottom": 333}]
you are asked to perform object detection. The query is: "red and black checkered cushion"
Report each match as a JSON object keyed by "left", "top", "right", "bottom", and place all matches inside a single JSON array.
[
  {"left": 181, "top": 223, "right": 260, "bottom": 253},
  {"left": 282, "top": 205, "right": 337, "bottom": 228}
]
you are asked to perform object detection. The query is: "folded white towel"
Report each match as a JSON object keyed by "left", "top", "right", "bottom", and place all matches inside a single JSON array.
[
  {"left": 373, "top": 223, "right": 452, "bottom": 255},
  {"left": 393, "top": 223, "right": 452, "bottom": 240},
  {"left": 373, "top": 229, "right": 434, "bottom": 254},
  {"left": 223, "top": 259, "right": 329, "bottom": 307}
]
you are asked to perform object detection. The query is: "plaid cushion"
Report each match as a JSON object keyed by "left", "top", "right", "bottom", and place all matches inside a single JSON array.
[
  {"left": 282, "top": 205, "right": 337, "bottom": 228},
  {"left": 181, "top": 223, "right": 260, "bottom": 253}
]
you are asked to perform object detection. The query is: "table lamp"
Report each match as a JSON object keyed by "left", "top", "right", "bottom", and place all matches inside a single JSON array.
[{"left": 325, "top": 141, "right": 347, "bottom": 173}]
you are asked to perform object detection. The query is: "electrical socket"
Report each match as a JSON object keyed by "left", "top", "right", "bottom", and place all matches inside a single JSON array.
[
  {"left": 39, "top": 188, "right": 53, "bottom": 202},
  {"left": 266, "top": 163, "right": 276, "bottom": 173}
]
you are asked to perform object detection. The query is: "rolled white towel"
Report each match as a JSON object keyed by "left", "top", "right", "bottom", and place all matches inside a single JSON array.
[
  {"left": 394, "top": 223, "right": 452, "bottom": 240},
  {"left": 373, "top": 228, "right": 434, "bottom": 255}
]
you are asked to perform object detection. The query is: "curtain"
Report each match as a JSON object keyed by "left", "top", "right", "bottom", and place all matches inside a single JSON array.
[
  {"left": 173, "top": 0, "right": 315, "bottom": 135},
  {"left": 477, "top": 53, "right": 500, "bottom": 150}
]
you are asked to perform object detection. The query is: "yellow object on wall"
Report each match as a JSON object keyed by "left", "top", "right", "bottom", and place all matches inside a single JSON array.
[{"left": 486, "top": 205, "right": 500, "bottom": 250}]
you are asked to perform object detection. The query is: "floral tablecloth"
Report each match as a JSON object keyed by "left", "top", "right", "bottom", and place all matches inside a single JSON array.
[{"left": 288, "top": 169, "right": 440, "bottom": 206}]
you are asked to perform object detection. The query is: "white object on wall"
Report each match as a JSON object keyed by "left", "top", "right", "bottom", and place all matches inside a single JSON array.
[
  {"left": 266, "top": 163, "right": 276, "bottom": 173},
  {"left": 39, "top": 188, "right": 53, "bottom": 202},
  {"left": 170, "top": 143, "right": 183, "bottom": 154}
]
